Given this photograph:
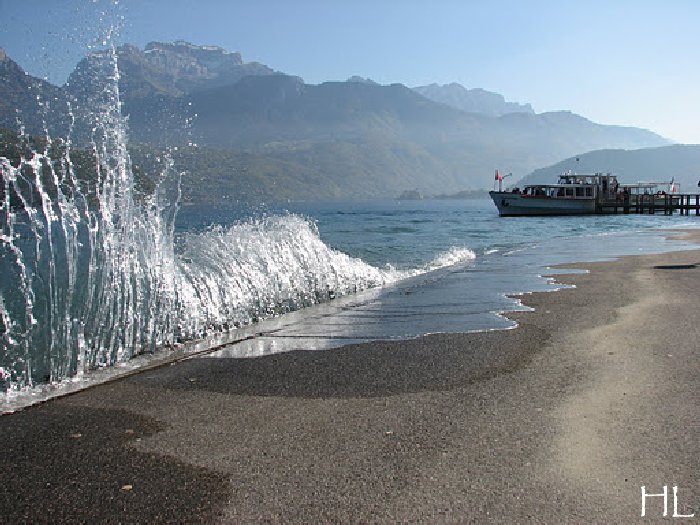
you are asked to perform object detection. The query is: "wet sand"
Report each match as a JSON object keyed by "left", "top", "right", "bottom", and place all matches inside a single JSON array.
[{"left": 1, "top": 233, "right": 699, "bottom": 523}]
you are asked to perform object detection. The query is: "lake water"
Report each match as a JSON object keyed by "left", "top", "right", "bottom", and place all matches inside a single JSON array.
[{"left": 175, "top": 198, "right": 700, "bottom": 359}]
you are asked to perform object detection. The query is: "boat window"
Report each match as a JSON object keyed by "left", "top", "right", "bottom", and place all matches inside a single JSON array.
[
  {"left": 566, "top": 188, "right": 574, "bottom": 197},
  {"left": 585, "top": 187, "right": 593, "bottom": 197},
  {"left": 557, "top": 188, "right": 565, "bottom": 197},
  {"left": 575, "top": 187, "right": 584, "bottom": 197}
]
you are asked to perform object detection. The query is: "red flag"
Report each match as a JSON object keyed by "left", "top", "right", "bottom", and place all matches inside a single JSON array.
[{"left": 495, "top": 169, "right": 502, "bottom": 181}]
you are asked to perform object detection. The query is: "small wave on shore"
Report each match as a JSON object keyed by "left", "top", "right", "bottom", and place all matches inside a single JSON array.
[
  {"left": 173, "top": 214, "right": 426, "bottom": 331},
  {"left": 423, "top": 246, "right": 476, "bottom": 272}
]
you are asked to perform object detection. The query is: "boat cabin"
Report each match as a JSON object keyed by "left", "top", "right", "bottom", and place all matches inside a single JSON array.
[{"left": 513, "top": 173, "right": 620, "bottom": 200}]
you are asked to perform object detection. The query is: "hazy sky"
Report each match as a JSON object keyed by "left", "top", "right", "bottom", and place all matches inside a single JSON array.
[{"left": 2, "top": 0, "right": 699, "bottom": 143}]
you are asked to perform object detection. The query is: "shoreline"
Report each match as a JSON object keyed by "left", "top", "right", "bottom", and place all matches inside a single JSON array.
[
  {"left": 3, "top": 227, "right": 695, "bottom": 414},
  {"left": 1, "top": 232, "right": 699, "bottom": 521}
]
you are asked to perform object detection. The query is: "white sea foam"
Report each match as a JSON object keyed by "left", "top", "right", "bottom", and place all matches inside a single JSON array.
[
  {"left": 422, "top": 246, "right": 476, "bottom": 272},
  {"left": 172, "top": 215, "right": 407, "bottom": 334},
  {"left": 170, "top": 216, "right": 477, "bottom": 335}
]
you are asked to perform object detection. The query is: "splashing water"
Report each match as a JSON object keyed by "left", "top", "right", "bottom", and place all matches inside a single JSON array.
[
  {"left": 0, "top": 42, "right": 425, "bottom": 394},
  {"left": 0, "top": 0, "right": 485, "bottom": 396},
  {"left": 2, "top": 46, "right": 166, "bottom": 390},
  {"left": 174, "top": 215, "right": 403, "bottom": 333}
]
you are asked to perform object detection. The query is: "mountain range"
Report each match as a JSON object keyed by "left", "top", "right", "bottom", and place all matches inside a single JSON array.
[
  {"left": 0, "top": 41, "right": 673, "bottom": 203},
  {"left": 518, "top": 144, "right": 700, "bottom": 191}
]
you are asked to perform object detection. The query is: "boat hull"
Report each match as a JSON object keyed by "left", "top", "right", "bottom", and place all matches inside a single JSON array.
[{"left": 490, "top": 191, "right": 597, "bottom": 216}]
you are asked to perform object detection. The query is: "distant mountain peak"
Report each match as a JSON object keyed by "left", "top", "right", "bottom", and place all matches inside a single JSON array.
[
  {"left": 143, "top": 40, "right": 244, "bottom": 65},
  {"left": 413, "top": 82, "right": 534, "bottom": 117},
  {"left": 347, "top": 76, "right": 378, "bottom": 85},
  {"left": 146, "top": 40, "right": 235, "bottom": 54},
  {"left": 0, "top": 50, "right": 70, "bottom": 137}
]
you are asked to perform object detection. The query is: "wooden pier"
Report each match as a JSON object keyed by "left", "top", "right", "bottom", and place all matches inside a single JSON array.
[{"left": 598, "top": 193, "right": 700, "bottom": 215}]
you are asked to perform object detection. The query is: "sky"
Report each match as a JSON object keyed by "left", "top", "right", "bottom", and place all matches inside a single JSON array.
[{"left": 1, "top": 0, "right": 699, "bottom": 143}]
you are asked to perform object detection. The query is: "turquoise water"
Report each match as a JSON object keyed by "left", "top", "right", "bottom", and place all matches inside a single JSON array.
[
  {"left": 283, "top": 198, "right": 699, "bottom": 268},
  {"left": 178, "top": 198, "right": 700, "bottom": 350},
  {"left": 179, "top": 197, "right": 700, "bottom": 272},
  {"left": 180, "top": 197, "right": 700, "bottom": 271}
]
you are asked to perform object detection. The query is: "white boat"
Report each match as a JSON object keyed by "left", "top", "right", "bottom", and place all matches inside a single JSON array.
[{"left": 490, "top": 172, "right": 630, "bottom": 216}]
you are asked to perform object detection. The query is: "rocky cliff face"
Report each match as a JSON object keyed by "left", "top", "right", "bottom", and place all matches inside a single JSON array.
[
  {"left": 68, "top": 41, "right": 276, "bottom": 100},
  {"left": 137, "top": 41, "right": 274, "bottom": 93}
]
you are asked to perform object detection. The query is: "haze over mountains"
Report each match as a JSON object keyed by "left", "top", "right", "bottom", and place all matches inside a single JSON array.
[
  {"left": 0, "top": 41, "right": 680, "bottom": 203},
  {"left": 413, "top": 83, "right": 534, "bottom": 117},
  {"left": 520, "top": 145, "right": 700, "bottom": 191}
]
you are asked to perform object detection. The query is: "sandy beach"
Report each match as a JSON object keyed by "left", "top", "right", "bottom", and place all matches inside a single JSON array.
[{"left": 1, "top": 232, "right": 698, "bottom": 523}]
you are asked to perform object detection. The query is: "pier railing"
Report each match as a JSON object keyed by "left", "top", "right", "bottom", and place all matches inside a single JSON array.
[{"left": 598, "top": 193, "right": 700, "bottom": 215}]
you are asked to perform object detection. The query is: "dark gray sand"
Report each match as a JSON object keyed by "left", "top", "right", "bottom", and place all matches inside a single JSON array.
[{"left": 1, "top": 235, "right": 699, "bottom": 523}]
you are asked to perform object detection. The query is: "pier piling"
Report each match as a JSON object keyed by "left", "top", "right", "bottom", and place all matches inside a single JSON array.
[{"left": 599, "top": 193, "right": 700, "bottom": 215}]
